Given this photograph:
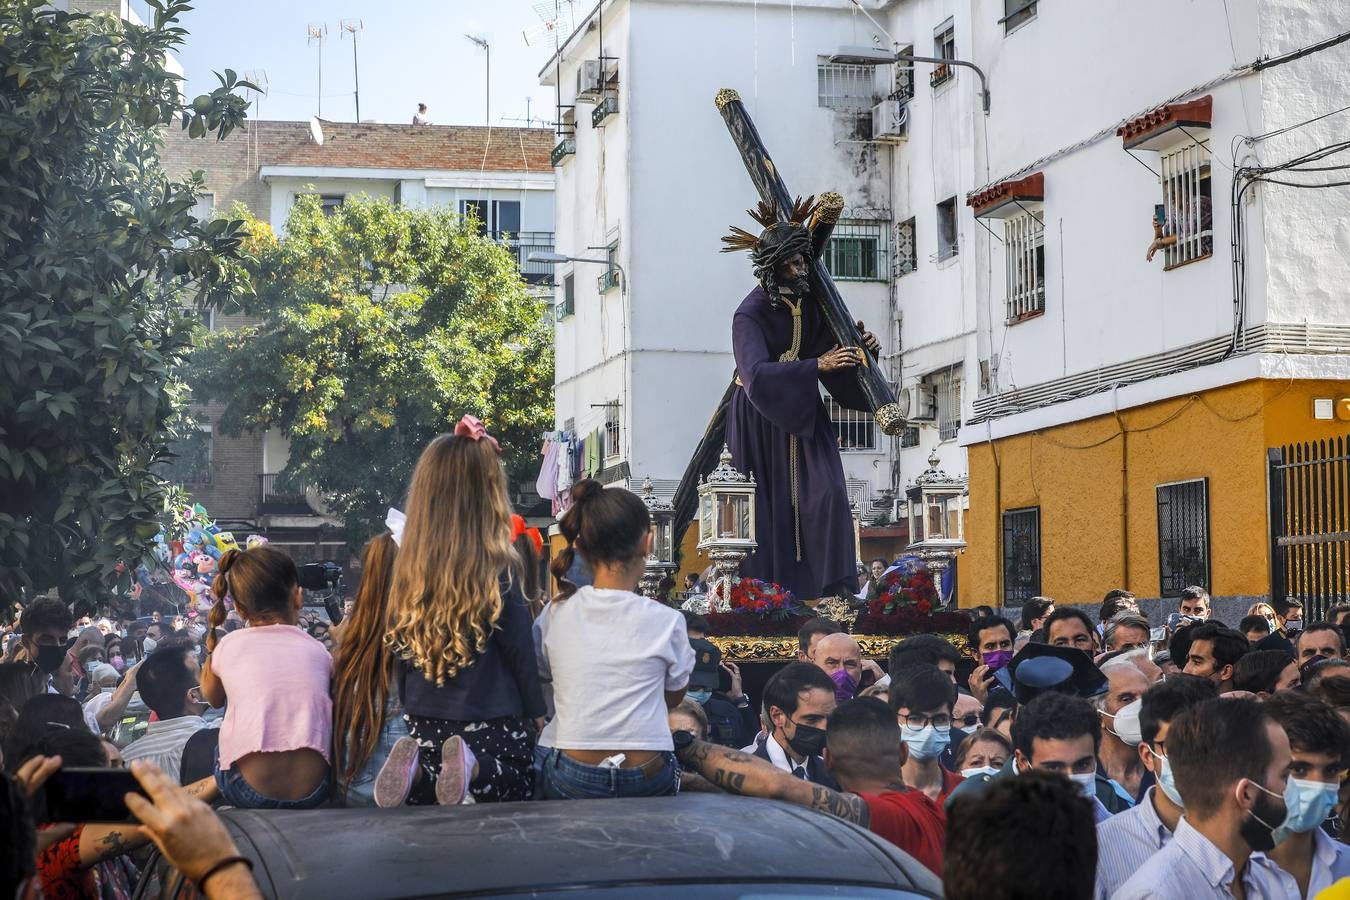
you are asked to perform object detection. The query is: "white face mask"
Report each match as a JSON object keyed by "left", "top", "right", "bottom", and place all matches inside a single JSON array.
[
  {"left": 1069, "top": 771, "right": 1098, "bottom": 800},
  {"left": 961, "top": 765, "right": 1000, "bottom": 779},
  {"left": 141, "top": 636, "right": 157, "bottom": 655},
  {"left": 1103, "top": 698, "right": 1143, "bottom": 746}
]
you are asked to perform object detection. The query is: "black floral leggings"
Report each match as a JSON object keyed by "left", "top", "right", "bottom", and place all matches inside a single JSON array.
[{"left": 404, "top": 714, "right": 535, "bottom": 804}]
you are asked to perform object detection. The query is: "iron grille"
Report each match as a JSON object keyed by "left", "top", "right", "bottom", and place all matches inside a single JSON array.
[
  {"left": 1268, "top": 436, "right": 1350, "bottom": 619},
  {"left": 824, "top": 395, "right": 877, "bottom": 452},
  {"left": 895, "top": 218, "right": 917, "bottom": 276},
  {"left": 817, "top": 62, "right": 877, "bottom": 113},
  {"left": 1157, "top": 478, "right": 1210, "bottom": 598},
  {"left": 1002, "top": 507, "right": 1040, "bottom": 604},
  {"left": 823, "top": 221, "right": 888, "bottom": 282}
]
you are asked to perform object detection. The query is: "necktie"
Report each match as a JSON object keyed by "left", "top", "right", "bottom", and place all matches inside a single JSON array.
[{"left": 792, "top": 765, "right": 807, "bottom": 780}]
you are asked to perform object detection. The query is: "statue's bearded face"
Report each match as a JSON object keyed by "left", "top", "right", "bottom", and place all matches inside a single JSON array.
[{"left": 775, "top": 253, "right": 810, "bottom": 297}]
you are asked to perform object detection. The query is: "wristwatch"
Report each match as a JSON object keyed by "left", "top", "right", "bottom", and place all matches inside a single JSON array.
[{"left": 672, "top": 729, "right": 697, "bottom": 756}]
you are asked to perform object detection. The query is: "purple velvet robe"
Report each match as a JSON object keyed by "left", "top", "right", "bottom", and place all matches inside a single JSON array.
[{"left": 727, "top": 286, "right": 870, "bottom": 600}]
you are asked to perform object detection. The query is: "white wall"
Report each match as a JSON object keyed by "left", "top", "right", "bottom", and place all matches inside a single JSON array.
[
  {"left": 552, "top": 0, "right": 897, "bottom": 492},
  {"left": 266, "top": 177, "right": 399, "bottom": 232}
]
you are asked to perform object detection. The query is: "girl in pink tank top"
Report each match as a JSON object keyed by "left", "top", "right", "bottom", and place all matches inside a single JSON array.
[{"left": 200, "top": 546, "right": 333, "bottom": 808}]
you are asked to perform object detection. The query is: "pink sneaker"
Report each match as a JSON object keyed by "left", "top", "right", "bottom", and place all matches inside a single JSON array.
[
  {"left": 373, "top": 736, "right": 420, "bottom": 808},
  {"left": 435, "top": 735, "right": 471, "bottom": 806}
]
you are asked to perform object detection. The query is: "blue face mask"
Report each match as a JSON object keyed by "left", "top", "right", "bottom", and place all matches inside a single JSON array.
[
  {"left": 900, "top": 722, "right": 951, "bottom": 761},
  {"left": 1273, "top": 778, "right": 1338, "bottom": 845},
  {"left": 1153, "top": 749, "right": 1185, "bottom": 808},
  {"left": 686, "top": 689, "right": 712, "bottom": 705}
]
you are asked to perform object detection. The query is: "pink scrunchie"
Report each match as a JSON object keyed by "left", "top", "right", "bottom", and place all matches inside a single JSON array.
[{"left": 454, "top": 414, "right": 501, "bottom": 453}]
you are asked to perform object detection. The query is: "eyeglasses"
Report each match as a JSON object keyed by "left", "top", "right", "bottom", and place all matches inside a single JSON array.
[
  {"left": 900, "top": 713, "right": 952, "bottom": 729},
  {"left": 957, "top": 713, "right": 980, "bottom": 728}
]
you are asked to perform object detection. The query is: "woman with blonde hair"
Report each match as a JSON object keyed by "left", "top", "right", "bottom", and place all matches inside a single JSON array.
[
  {"left": 330, "top": 532, "right": 408, "bottom": 806},
  {"left": 374, "top": 418, "right": 546, "bottom": 806}
]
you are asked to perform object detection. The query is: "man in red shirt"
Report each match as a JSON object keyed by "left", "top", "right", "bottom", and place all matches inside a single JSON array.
[{"left": 674, "top": 697, "right": 946, "bottom": 875}]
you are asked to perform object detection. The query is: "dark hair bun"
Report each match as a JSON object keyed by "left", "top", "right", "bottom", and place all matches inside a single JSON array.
[{"left": 571, "top": 479, "right": 604, "bottom": 504}]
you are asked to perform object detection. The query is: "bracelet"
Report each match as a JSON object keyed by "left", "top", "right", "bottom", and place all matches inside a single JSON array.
[{"left": 196, "top": 855, "right": 253, "bottom": 892}]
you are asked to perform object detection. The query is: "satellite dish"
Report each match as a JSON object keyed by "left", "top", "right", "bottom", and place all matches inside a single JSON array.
[{"left": 309, "top": 116, "right": 324, "bottom": 146}]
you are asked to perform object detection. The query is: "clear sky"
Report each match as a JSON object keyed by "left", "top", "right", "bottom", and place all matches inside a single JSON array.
[{"left": 174, "top": 0, "right": 572, "bottom": 128}]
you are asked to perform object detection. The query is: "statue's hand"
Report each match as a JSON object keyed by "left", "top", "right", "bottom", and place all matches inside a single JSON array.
[
  {"left": 818, "top": 345, "right": 861, "bottom": 373},
  {"left": 855, "top": 321, "right": 882, "bottom": 356}
]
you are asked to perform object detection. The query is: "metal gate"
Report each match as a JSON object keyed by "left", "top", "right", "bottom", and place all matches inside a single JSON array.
[{"left": 1268, "top": 434, "right": 1350, "bottom": 620}]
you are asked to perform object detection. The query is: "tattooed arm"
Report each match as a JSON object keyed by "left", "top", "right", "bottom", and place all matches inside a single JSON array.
[
  {"left": 675, "top": 737, "right": 870, "bottom": 827},
  {"left": 77, "top": 823, "right": 150, "bottom": 866}
]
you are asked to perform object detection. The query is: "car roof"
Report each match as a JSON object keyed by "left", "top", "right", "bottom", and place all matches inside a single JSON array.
[{"left": 217, "top": 794, "right": 940, "bottom": 898}]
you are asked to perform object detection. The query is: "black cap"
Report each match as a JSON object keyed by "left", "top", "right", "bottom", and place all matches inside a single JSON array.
[
  {"left": 993, "top": 642, "right": 1107, "bottom": 704},
  {"left": 689, "top": 638, "right": 722, "bottom": 691}
]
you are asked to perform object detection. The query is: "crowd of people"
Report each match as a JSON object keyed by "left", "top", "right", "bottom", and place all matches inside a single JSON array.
[{"left": 3, "top": 417, "right": 1350, "bottom": 898}]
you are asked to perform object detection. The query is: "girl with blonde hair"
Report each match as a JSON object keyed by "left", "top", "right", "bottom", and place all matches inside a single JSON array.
[{"left": 374, "top": 418, "right": 545, "bottom": 806}]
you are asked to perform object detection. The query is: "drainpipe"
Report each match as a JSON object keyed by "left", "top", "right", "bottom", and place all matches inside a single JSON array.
[
  {"left": 1111, "top": 385, "right": 1130, "bottom": 591},
  {"left": 988, "top": 419, "right": 1002, "bottom": 605}
]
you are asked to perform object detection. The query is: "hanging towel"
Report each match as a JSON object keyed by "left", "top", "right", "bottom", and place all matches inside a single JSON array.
[{"left": 536, "top": 439, "right": 560, "bottom": 511}]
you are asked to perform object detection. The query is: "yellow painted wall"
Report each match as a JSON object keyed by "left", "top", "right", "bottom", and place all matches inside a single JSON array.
[{"left": 961, "top": 378, "right": 1350, "bottom": 607}]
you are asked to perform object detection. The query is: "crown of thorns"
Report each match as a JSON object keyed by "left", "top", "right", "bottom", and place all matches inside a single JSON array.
[{"left": 722, "top": 196, "right": 828, "bottom": 279}]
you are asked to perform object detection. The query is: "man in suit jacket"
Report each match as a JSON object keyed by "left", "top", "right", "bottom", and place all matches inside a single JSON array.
[{"left": 740, "top": 662, "right": 840, "bottom": 790}]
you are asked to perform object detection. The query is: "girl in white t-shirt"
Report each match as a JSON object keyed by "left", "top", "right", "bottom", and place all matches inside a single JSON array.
[{"left": 534, "top": 479, "right": 695, "bottom": 799}]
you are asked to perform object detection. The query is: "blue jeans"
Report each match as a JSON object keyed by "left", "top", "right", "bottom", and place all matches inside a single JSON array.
[
  {"left": 340, "top": 701, "right": 411, "bottom": 807},
  {"left": 535, "top": 747, "right": 679, "bottom": 800},
  {"left": 215, "top": 763, "right": 330, "bottom": 810}
]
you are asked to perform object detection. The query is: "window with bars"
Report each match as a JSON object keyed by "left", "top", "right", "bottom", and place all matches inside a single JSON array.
[
  {"left": 935, "top": 197, "right": 959, "bottom": 262},
  {"left": 319, "top": 194, "right": 345, "bottom": 216},
  {"left": 1001, "top": 0, "right": 1037, "bottom": 33},
  {"left": 1002, "top": 507, "right": 1041, "bottom": 605},
  {"left": 824, "top": 394, "right": 877, "bottom": 452},
  {"left": 895, "top": 218, "right": 917, "bottom": 276},
  {"left": 1158, "top": 142, "right": 1213, "bottom": 269},
  {"left": 926, "top": 365, "right": 962, "bottom": 441},
  {"left": 817, "top": 62, "right": 877, "bottom": 112},
  {"left": 899, "top": 426, "right": 920, "bottom": 448},
  {"left": 1157, "top": 479, "right": 1210, "bottom": 598},
  {"left": 892, "top": 51, "right": 916, "bottom": 101},
  {"left": 823, "top": 221, "right": 887, "bottom": 282},
  {"left": 1005, "top": 211, "right": 1045, "bottom": 322},
  {"left": 604, "top": 401, "right": 621, "bottom": 460}
]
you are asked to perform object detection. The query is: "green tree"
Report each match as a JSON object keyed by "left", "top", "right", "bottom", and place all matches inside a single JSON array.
[
  {"left": 191, "top": 195, "right": 555, "bottom": 543},
  {"left": 0, "top": 0, "right": 256, "bottom": 611}
]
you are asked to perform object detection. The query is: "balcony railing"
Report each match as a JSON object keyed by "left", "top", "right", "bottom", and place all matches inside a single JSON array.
[
  {"left": 597, "top": 267, "right": 621, "bottom": 294},
  {"left": 490, "top": 231, "right": 556, "bottom": 285},
  {"left": 550, "top": 137, "right": 575, "bottom": 166},
  {"left": 930, "top": 63, "right": 953, "bottom": 89},
  {"left": 258, "top": 473, "right": 312, "bottom": 516}
]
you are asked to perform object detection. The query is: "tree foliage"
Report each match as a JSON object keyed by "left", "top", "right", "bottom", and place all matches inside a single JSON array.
[
  {"left": 191, "top": 195, "right": 555, "bottom": 543},
  {"left": 0, "top": 0, "right": 255, "bottom": 610}
]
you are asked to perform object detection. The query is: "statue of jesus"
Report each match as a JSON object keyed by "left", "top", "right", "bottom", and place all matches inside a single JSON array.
[{"left": 723, "top": 201, "right": 880, "bottom": 600}]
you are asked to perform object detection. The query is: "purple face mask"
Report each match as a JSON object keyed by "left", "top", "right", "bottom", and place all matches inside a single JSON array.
[
  {"left": 830, "top": 668, "right": 857, "bottom": 701},
  {"left": 983, "top": 649, "right": 1014, "bottom": 671}
]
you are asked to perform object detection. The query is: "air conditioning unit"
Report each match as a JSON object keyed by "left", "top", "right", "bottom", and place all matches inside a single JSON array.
[
  {"left": 576, "top": 60, "right": 603, "bottom": 102},
  {"left": 903, "top": 383, "right": 937, "bottom": 421},
  {"left": 871, "top": 99, "right": 908, "bottom": 143}
]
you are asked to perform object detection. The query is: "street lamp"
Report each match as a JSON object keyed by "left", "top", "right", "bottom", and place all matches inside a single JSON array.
[
  {"left": 828, "top": 44, "right": 991, "bottom": 114},
  {"left": 904, "top": 448, "right": 968, "bottom": 605},
  {"left": 638, "top": 477, "right": 676, "bottom": 600},
  {"left": 527, "top": 251, "right": 627, "bottom": 298},
  {"left": 695, "top": 445, "right": 757, "bottom": 613}
]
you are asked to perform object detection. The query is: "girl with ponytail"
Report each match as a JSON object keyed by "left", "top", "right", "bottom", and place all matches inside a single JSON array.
[
  {"left": 199, "top": 545, "right": 333, "bottom": 809},
  {"left": 373, "top": 419, "right": 546, "bottom": 807},
  {"left": 534, "top": 478, "right": 696, "bottom": 799}
]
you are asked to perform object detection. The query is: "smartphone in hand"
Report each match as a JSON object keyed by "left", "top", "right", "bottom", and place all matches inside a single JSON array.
[{"left": 41, "top": 767, "right": 147, "bottom": 823}]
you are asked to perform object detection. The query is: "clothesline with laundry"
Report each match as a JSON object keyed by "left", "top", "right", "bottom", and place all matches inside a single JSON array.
[{"left": 534, "top": 427, "right": 611, "bottom": 516}]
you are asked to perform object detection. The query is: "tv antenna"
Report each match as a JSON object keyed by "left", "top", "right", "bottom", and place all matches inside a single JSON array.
[
  {"left": 465, "top": 34, "right": 490, "bottom": 126},
  {"left": 242, "top": 69, "right": 268, "bottom": 117},
  {"left": 306, "top": 23, "right": 327, "bottom": 118},
  {"left": 524, "top": 0, "right": 575, "bottom": 48},
  {"left": 340, "top": 19, "right": 363, "bottom": 122}
]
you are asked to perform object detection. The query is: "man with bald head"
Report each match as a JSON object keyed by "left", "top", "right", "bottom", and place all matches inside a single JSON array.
[
  {"left": 813, "top": 631, "right": 868, "bottom": 701},
  {"left": 1096, "top": 657, "right": 1150, "bottom": 801}
]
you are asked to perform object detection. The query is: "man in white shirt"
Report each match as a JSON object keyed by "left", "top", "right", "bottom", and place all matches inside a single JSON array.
[
  {"left": 741, "top": 662, "right": 838, "bottom": 789},
  {"left": 1113, "top": 697, "right": 1291, "bottom": 899},
  {"left": 1094, "top": 674, "right": 1218, "bottom": 899},
  {"left": 1252, "top": 693, "right": 1350, "bottom": 898},
  {"left": 121, "top": 645, "right": 217, "bottom": 784},
  {"left": 412, "top": 103, "right": 430, "bottom": 125}
]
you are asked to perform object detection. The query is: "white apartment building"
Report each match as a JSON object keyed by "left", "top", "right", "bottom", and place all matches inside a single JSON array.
[
  {"left": 542, "top": 0, "right": 912, "bottom": 527},
  {"left": 544, "top": 0, "right": 1350, "bottom": 604}
]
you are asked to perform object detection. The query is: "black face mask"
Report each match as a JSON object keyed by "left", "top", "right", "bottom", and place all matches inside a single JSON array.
[
  {"left": 786, "top": 719, "right": 827, "bottom": 758},
  {"left": 1238, "top": 781, "right": 1289, "bottom": 853},
  {"left": 35, "top": 643, "right": 67, "bottom": 675}
]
